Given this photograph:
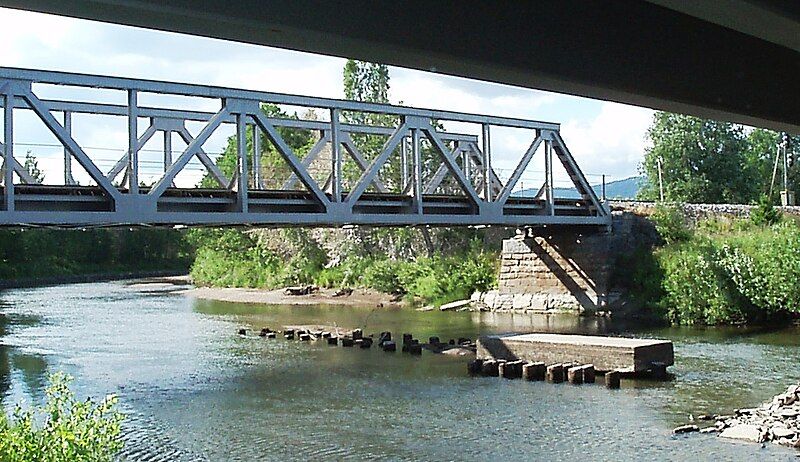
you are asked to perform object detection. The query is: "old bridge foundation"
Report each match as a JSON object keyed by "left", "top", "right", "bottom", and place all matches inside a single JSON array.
[{"left": 473, "top": 209, "right": 654, "bottom": 314}]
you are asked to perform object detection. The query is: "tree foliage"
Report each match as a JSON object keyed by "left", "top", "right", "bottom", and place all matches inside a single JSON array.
[
  {"left": 0, "top": 372, "right": 125, "bottom": 461},
  {"left": 639, "top": 113, "right": 755, "bottom": 203},
  {"left": 639, "top": 112, "right": 800, "bottom": 205}
]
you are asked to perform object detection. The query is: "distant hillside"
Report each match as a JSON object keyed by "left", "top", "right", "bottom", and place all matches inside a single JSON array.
[{"left": 514, "top": 176, "right": 643, "bottom": 200}]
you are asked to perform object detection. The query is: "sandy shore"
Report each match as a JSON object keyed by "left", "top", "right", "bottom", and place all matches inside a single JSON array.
[{"left": 185, "top": 285, "right": 404, "bottom": 308}]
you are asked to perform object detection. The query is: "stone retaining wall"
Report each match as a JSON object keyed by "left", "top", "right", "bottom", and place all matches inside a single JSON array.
[
  {"left": 473, "top": 211, "right": 657, "bottom": 313},
  {"left": 610, "top": 201, "right": 800, "bottom": 224}
]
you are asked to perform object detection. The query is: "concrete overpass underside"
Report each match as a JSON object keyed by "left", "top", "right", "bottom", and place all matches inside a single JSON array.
[{"left": 1, "top": 0, "right": 798, "bottom": 132}]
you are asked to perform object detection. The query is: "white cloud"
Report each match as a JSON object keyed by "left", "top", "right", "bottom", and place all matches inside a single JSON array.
[{"left": 561, "top": 102, "right": 654, "bottom": 181}]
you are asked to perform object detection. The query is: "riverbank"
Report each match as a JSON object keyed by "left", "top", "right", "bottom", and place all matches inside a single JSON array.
[{"left": 186, "top": 285, "right": 404, "bottom": 308}]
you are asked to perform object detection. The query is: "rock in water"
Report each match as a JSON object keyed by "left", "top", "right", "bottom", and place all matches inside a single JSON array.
[
  {"left": 673, "top": 425, "right": 699, "bottom": 434},
  {"left": 719, "top": 424, "right": 763, "bottom": 443}
]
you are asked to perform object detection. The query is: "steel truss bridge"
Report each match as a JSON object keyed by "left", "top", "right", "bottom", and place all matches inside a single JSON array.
[{"left": 0, "top": 68, "right": 609, "bottom": 228}]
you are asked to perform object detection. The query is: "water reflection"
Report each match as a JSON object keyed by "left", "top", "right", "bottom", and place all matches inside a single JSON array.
[{"left": 0, "top": 282, "right": 798, "bottom": 460}]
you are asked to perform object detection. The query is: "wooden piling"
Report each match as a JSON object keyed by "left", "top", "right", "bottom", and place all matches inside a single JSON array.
[
  {"left": 567, "top": 365, "right": 584, "bottom": 384},
  {"left": 327, "top": 336, "right": 338, "bottom": 345},
  {"left": 408, "top": 343, "right": 422, "bottom": 355},
  {"left": 238, "top": 328, "right": 246, "bottom": 336},
  {"left": 467, "top": 359, "right": 484, "bottom": 374},
  {"left": 582, "top": 364, "right": 596, "bottom": 383},
  {"left": 605, "top": 370, "right": 621, "bottom": 389},
  {"left": 341, "top": 337, "right": 354, "bottom": 347},
  {"left": 482, "top": 359, "right": 499, "bottom": 377},
  {"left": 523, "top": 362, "right": 546, "bottom": 381},
  {"left": 299, "top": 333, "right": 311, "bottom": 341},
  {"left": 649, "top": 361, "right": 668, "bottom": 380},
  {"left": 360, "top": 338, "right": 373, "bottom": 348},
  {"left": 505, "top": 360, "right": 523, "bottom": 379},
  {"left": 429, "top": 336, "right": 440, "bottom": 345},
  {"left": 266, "top": 332, "right": 276, "bottom": 339},
  {"left": 546, "top": 364, "right": 564, "bottom": 383},
  {"left": 352, "top": 329, "right": 363, "bottom": 340},
  {"left": 381, "top": 340, "right": 396, "bottom": 352}
]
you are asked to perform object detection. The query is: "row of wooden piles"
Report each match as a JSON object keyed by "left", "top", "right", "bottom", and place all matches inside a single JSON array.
[
  {"left": 467, "top": 358, "right": 621, "bottom": 389},
  {"left": 239, "top": 328, "right": 475, "bottom": 354}
]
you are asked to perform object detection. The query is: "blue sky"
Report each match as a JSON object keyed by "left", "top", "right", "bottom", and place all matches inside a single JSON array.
[{"left": 0, "top": 7, "right": 654, "bottom": 188}]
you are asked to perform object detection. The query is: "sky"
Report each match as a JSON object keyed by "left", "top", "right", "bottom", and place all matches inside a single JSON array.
[{"left": 0, "top": 7, "right": 654, "bottom": 190}]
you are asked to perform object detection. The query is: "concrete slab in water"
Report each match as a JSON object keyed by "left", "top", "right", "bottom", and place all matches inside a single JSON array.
[{"left": 477, "top": 333, "right": 673, "bottom": 373}]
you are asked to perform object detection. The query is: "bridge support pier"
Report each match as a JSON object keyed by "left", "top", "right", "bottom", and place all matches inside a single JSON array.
[{"left": 474, "top": 213, "right": 647, "bottom": 314}]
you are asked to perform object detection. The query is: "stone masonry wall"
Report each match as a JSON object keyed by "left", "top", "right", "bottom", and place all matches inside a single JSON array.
[{"left": 472, "top": 211, "right": 657, "bottom": 314}]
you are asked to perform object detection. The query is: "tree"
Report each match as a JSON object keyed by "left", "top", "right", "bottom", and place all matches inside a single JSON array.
[
  {"left": 638, "top": 112, "right": 756, "bottom": 204},
  {"left": 23, "top": 151, "right": 45, "bottom": 184},
  {"left": 199, "top": 103, "right": 315, "bottom": 189}
]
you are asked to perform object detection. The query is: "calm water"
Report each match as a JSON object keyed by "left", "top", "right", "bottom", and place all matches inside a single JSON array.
[{"left": 1, "top": 280, "right": 799, "bottom": 461}]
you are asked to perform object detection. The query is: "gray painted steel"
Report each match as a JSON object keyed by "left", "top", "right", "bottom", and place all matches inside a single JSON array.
[{"left": 0, "top": 67, "right": 609, "bottom": 228}]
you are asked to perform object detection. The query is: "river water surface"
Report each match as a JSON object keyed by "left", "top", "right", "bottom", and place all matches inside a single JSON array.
[{"left": 1, "top": 280, "right": 799, "bottom": 461}]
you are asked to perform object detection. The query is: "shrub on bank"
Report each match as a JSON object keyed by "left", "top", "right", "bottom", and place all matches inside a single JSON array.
[
  {"left": 0, "top": 372, "right": 125, "bottom": 461},
  {"left": 628, "top": 214, "right": 800, "bottom": 325},
  {"left": 189, "top": 229, "right": 498, "bottom": 306}
]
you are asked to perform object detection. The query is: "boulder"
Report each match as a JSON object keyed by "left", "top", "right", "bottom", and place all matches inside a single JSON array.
[
  {"left": 719, "top": 424, "right": 763, "bottom": 443},
  {"left": 673, "top": 425, "right": 699, "bottom": 434},
  {"left": 770, "top": 426, "right": 795, "bottom": 440}
]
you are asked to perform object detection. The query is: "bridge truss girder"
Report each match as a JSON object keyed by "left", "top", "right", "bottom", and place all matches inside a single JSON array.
[{"left": 0, "top": 67, "right": 610, "bottom": 228}]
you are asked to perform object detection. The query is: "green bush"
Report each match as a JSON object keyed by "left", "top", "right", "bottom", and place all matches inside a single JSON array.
[
  {"left": 0, "top": 372, "right": 125, "bottom": 461},
  {"left": 651, "top": 203, "right": 692, "bottom": 243},
  {"left": 658, "top": 240, "right": 749, "bottom": 325},
  {"left": 750, "top": 194, "right": 781, "bottom": 226},
  {"left": 629, "top": 218, "right": 800, "bottom": 325}
]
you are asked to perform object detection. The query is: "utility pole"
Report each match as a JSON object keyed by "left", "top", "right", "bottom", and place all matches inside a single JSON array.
[
  {"left": 656, "top": 156, "right": 664, "bottom": 202},
  {"left": 781, "top": 132, "right": 795, "bottom": 206}
]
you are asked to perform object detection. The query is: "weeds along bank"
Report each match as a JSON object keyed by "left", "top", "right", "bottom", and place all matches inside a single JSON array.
[
  {"left": 188, "top": 227, "right": 502, "bottom": 307},
  {"left": 618, "top": 201, "right": 800, "bottom": 326}
]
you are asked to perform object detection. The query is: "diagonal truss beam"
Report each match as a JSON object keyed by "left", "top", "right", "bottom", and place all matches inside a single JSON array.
[
  {"left": 421, "top": 125, "right": 481, "bottom": 208},
  {"left": 282, "top": 134, "right": 329, "bottom": 190},
  {"left": 341, "top": 133, "right": 389, "bottom": 193},
  {"left": 252, "top": 111, "right": 331, "bottom": 208},
  {"left": 466, "top": 142, "right": 503, "bottom": 196},
  {"left": 495, "top": 134, "right": 544, "bottom": 205},
  {"left": 22, "top": 89, "right": 123, "bottom": 202},
  {"left": 149, "top": 107, "right": 229, "bottom": 198},
  {"left": 176, "top": 126, "right": 229, "bottom": 188},
  {"left": 551, "top": 131, "right": 606, "bottom": 215},
  {"left": 423, "top": 142, "right": 465, "bottom": 194},
  {"left": 0, "top": 142, "right": 37, "bottom": 184},
  {"left": 344, "top": 123, "right": 408, "bottom": 205},
  {"left": 107, "top": 123, "right": 158, "bottom": 182}
]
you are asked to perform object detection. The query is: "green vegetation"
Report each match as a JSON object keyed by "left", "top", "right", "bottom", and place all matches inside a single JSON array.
[
  {"left": 638, "top": 112, "right": 799, "bottom": 204},
  {"left": 622, "top": 203, "right": 800, "bottom": 326},
  {"left": 190, "top": 228, "right": 496, "bottom": 306},
  {"left": 0, "top": 228, "right": 192, "bottom": 281},
  {"left": 0, "top": 372, "right": 124, "bottom": 461}
]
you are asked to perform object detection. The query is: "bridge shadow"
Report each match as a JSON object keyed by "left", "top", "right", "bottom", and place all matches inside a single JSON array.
[{"left": 528, "top": 234, "right": 606, "bottom": 312}]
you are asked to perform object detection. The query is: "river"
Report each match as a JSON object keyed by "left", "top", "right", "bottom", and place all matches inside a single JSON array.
[{"left": 0, "top": 279, "right": 798, "bottom": 461}]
